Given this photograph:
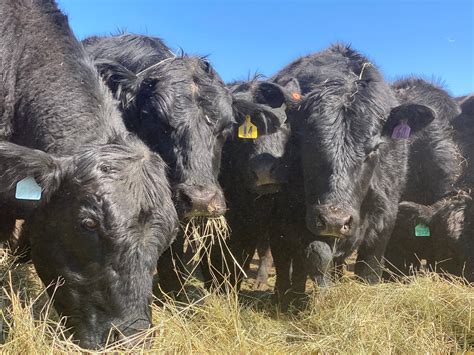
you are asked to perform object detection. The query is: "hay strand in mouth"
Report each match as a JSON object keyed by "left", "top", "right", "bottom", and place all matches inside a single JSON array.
[
  {"left": 182, "top": 216, "right": 230, "bottom": 262},
  {"left": 181, "top": 216, "right": 247, "bottom": 290}
]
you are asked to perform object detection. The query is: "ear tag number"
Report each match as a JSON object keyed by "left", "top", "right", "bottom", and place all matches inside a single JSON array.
[
  {"left": 238, "top": 115, "right": 258, "bottom": 139},
  {"left": 391, "top": 119, "right": 411, "bottom": 139},
  {"left": 414, "top": 223, "right": 430, "bottom": 237},
  {"left": 15, "top": 177, "right": 42, "bottom": 201}
]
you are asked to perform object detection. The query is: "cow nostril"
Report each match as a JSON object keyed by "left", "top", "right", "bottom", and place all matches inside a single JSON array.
[
  {"left": 180, "top": 191, "right": 193, "bottom": 207},
  {"left": 109, "top": 328, "right": 125, "bottom": 344},
  {"left": 341, "top": 216, "right": 353, "bottom": 232},
  {"left": 316, "top": 214, "right": 326, "bottom": 228},
  {"left": 251, "top": 169, "right": 259, "bottom": 181}
]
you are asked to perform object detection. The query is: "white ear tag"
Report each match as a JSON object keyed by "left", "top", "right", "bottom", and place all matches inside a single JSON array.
[{"left": 15, "top": 177, "right": 42, "bottom": 201}]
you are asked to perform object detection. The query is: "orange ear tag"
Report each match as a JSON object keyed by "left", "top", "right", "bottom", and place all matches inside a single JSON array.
[
  {"left": 292, "top": 92, "right": 301, "bottom": 101},
  {"left": 238, "top": 115, "right": 258, "bottom": 139}
]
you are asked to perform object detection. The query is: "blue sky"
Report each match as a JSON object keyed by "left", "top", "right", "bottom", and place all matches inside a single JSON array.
[{"left": 58, "top": 0, "right": 473, "bottom": 96}]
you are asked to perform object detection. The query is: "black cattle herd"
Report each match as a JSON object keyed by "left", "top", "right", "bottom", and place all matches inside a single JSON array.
[{"left": 0, "top": 0, "right": 472, "bottom": 349}]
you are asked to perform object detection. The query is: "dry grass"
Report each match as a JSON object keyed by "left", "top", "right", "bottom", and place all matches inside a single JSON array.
[
  {"left": 0, "top": 245, "right": 473, "bottom": 354},
  {"left": 181, "top": 216, "right": 247, "bottom": 288},
  {"left": 182, "top": 216, "right": 231, "bottom": 266}
]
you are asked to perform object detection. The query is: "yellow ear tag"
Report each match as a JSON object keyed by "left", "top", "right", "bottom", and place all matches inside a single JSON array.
[{"left": 238, "top": 115, "right": 258, "bottom": 139}]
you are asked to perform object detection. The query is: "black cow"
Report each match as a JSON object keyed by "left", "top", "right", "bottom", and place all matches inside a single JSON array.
[
  {"left": 83, "top": 34, "right": 287, "bottom": 295},
  {"left": 268, "top": 44, "right": 437, "bottom": 306},
  {"left": 391, "top": 78, "right": 462, "bottom": 203},
  {"left": 385, "top": 87, "right": 470, "bottom": 279},
  {"left": 384, "top": 78, "right": 462, "bottom": 276},
  {"left": 0, "top": 1, "right": 178, "bottom": 349},
  {"left": 201, "top": 77, "right": 301, "bottom": 291},
  {"left": 384, "top": 192, "right": 474, "bottom": 282}
]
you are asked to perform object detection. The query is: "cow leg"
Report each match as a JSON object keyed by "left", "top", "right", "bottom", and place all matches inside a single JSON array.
[
  {"left": 200, "top": 242, "right": 218, "bottom": 291},
  {"left": 9, "top": 220, "right": 32, "bottom": 263},
  {"left": 383, "top": 242, "right": 411, "bottom": 280},
  {"left": 156, "top": 234, "right": 187, "bottom": 298},
  {"left": 236, "top": 237, "right": 257, "bottom": 290},
  {"left": 200, "top": 232, "right": 252, "bottom": 292},
  {"left": 1, "top": 206, "right": 32, "bottom": 262},
  {"left": 0, "top": 210, "right": 16, "bottom": 243},
  {"left": 270, "top": 235, "right": 292, "bottom": 310},
  {"left": 285, "top": 253, "right": 308, "bottom": 310},
  {"left": 201, "top": 241, "right": 234, "bottom": 292},
  {"left": 355, "top": 232, "right": 390, "bottom": 284},
  {"left": 254, "top": 239, "right": 272, "bottom": 290},
  {"left": 218, "top": 234, "right": 259, "bottom": 292}
]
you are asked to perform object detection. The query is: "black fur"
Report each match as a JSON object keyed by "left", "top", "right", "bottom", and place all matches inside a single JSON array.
[
  {"left": 0, "top": 1, "right": 177, "bottom": 349},
  {"left": 83, "top": 34, "right": 288, "bottom": 296},
  {"left": 392, "top": 77, "right": 462, "bottom": 203},
  {"left": 201, "top": 77, "right": 299, "bottom": 291},
  {"left": 384, "top": 192, "right": 474, "bottom": 282},
  {"left": 268, "top": 45, "right": 437, "bottom": 307},
  {"left": 83, "top": 34, "right": 287, "bottom": 218},
  {"left": 385, "top": 86, "right": 469, "bottom": 279},
  {"left": 384, "top": 78, "right": 463, "bottom": 277}
]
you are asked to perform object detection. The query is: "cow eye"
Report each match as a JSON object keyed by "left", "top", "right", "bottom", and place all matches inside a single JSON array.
[
  {"left": 99, "top": 164, "right": 111, "bottom": 173},
  {"left": 81, "top": 218, "right": 99, "bottom": 231},
  {"left": 365, "top": 138, "right": 382, "bottom": 155}
]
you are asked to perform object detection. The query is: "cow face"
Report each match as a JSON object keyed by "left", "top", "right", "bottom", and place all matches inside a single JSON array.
[
  {"left": 96, "top": 58, "right": 287, "bottom": 219},
  {"left": 293, "top": 77, "right": 435, "bottom": 252},
  {"left": 0, "top": 138, "right": 178, "bottom": 349},
  {"left": 431, "top": 194, "right": 474, "bottom": 282},
  {"left": 226, "top": 79, "right": 299, "bottom": 195}
]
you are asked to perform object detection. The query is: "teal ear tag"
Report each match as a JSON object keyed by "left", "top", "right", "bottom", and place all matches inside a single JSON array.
[
  {"left": 15, "top": 177, "right": 42, "bottom": 201},
  {"left": 415, "top": 223, "right": 430, "bottom": 237}
]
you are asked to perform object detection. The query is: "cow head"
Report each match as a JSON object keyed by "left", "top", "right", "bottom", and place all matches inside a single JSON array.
[
  {"left": 290, "top": 49, "right": 435, "bottom": 255},
  {"left": 0, "top": 137, "right": 178, "bottom": 349},
  {"left": 431, "top": 193, "right": 474, "bottom": 282},
  {"left": 95, "top": 58, "right": 287, "bottom": 219},
  {"left": 225, "top": 77, "right": 300, "bottom": 195}
]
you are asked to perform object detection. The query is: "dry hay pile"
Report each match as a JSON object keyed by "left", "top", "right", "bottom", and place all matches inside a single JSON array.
[{"left": 0, "top": 242, "right": 473, "bottom": 353}]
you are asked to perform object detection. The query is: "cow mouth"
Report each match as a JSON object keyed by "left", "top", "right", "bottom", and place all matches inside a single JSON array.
[
  {"left": 182, "top": 207, "right": 226, "bottom": 220},
  {"left": 251, "top": 182, "right": 285, "bottom": 195},
  {"left": 318, "top": 233, "right": 345, "bottom": 239}
]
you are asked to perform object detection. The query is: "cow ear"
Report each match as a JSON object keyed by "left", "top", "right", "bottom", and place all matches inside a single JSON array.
[
  {"left": 459, "top": 95, "right": 474, "bottom": 116},
  {"left": 232, "top": 99, "right": 287, "bottom": 135},
  {"left": 382, "top": 103, "right": 436, "bottom": 138},
  {"left": 253, "top": 80, "right": 302, "bottom": 108},
  {"left": 0, "top": 142, "right": 70, "bottom": 204},
  {"left": 279, "top": 77, "right": 301, "bottom": 99},
  {"left": 94, "top": 59, "right": 141, "bottom": 110},
  {"left": 398, "top": 201, "right": 433, "bottom": 223}
]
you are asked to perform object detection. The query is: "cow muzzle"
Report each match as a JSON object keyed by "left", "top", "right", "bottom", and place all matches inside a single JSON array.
[
  {"left": 307, "top": 205, "right": 355, "bottom": 238},
  {"left": 175, "top": 184, "right": 226, "bottom": 218}
]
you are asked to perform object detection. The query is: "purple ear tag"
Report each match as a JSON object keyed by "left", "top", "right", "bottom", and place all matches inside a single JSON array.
[{"left": 391, "top": 119, "right": 411, "bottom": 139}]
